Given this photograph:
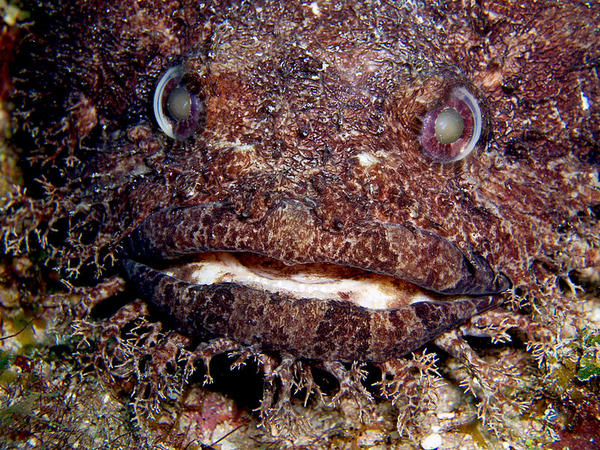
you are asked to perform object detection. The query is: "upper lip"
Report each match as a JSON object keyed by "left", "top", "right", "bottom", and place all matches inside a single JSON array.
[{"left": 124, "top": 200, "right": 511, "bottom": 298}]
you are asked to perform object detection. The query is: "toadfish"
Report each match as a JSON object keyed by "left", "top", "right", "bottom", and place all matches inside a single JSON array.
[{"left": 6, "top": 0, "right": 599, "bottom": 439}]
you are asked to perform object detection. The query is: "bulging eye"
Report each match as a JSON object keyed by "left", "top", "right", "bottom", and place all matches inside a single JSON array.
[
  {"left": 153, "top": 65, "right": 202, "bottom": 140},
  {"left": 420, "top": 86, "right": 483, "bottom": 163}
]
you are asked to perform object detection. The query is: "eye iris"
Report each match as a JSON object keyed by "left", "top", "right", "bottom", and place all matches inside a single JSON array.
[
  {"left": 167, "top": 86, "right": 192, "bottom": 121},
  {"left": 434, "top": 107, "right": 464, "bottom": 145},
  {"left": 153, "top": 65, "right": 202, "bottom": 140},
  {"left": 420, "top": 86, "right": 483, "bottom": 163}
]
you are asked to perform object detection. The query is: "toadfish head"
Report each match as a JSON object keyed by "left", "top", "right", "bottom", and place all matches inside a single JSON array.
[{"left": 8, "top": 1, "right": 599, "bottom": 362}]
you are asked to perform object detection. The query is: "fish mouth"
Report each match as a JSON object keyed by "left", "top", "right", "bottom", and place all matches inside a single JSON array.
[
  {"left": 121, "top": 201, "right": 511, "bottom": 361},
  {"left": 123, "top": 200, "right": 511, "bottom": 310},
  {"left": 127, "top": 251, "right": 474, "bottom": 312}
]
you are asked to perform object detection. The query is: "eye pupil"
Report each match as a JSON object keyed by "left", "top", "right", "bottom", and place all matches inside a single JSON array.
[
  {"left": 434, "top": 107, "right": 464, "bottom": 145},
  {"left": 167, "top": 86, "right": 192, "bottom": 121}
]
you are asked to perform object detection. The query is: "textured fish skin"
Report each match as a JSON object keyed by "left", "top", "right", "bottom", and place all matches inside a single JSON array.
[{"left": 126, "top": 201, "right": 510, "bottom": 295}]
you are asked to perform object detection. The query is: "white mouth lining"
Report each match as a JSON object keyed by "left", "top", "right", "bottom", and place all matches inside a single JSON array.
[{"left": 163, "top": 252, "right": 466, "bottom": 310}]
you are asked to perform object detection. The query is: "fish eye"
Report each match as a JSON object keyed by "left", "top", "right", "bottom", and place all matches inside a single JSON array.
[
  {"left": 420, "top": 86, "right": 483, "bottom": 162},
  {"left": 153, "top": 65, "right": 202, "bottom": 140}
]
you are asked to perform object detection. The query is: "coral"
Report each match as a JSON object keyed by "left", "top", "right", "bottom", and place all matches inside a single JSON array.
[{"left": 576, "top": 328, "right": 600, "bottom": 382}]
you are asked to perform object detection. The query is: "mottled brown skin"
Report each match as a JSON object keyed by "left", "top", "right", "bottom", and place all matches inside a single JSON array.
[
  {"left": 127, "top": 201, "right": 509, "bottom": 295},
  {"left": 9, "top": 1, "right": 600, "bottom": 364}
]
